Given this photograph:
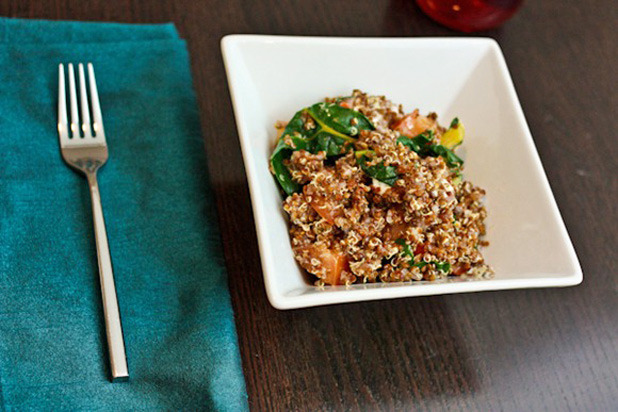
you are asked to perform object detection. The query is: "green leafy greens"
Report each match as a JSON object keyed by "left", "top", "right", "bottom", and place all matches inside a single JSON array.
[
  {"left": 270, "top": 100, "right": 463, "bottom": 195},
  {"left": 270, "top": 111, "right": 313, "bottom": 195},
  {"left": 395, "top": 238, "right": 451, "bottom": 274},
  {"left": 270, "top": 103, "right": 375, "bottom": 195},
  {"left": 355, "top": 151, "right": 399, "bottom": 186},
  {"left": 396, "top": 130, "right": 463, "bottom": 169},
  {"left": 307, "top": 102, "right": 374, "bottom": 137}
]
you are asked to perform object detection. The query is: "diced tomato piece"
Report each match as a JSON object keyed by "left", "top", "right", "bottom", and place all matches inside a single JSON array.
[
  {"left": 393, "top": 111, "right": 434, "bottom": 137},
  {"left": 305, "top": 187, "right": 342, "bottom": 225},
  {"left": 452, "top": 262, "right": 471, "bottom": 276},
  {"left": 338, "top": 98, "right": 353, "bottom": 109},
  {"left": 322, "top": 249, "right": 349, "bottom": 286},
  {"left": 308, "top": 197, "right": 341, "bottom": 225},
  {"left": 301, "top": 244, "right": 349, "bottom": 285},
  {"left": 414, "top": 243, "right": 425, "bottom": 255}
]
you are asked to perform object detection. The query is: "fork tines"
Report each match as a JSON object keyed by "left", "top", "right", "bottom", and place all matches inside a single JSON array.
[{"left": 58, "top": 63, "right": 106, "bottom": 147}]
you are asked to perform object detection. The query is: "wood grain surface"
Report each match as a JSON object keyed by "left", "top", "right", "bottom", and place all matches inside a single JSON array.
[{"left": 3, "top": 1, "right": 617, "bottom": 410}]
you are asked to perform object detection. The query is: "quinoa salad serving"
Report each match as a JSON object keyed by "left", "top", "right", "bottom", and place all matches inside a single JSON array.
[{"left": 269, "top": 90, "right": 492, "bottom": 286}]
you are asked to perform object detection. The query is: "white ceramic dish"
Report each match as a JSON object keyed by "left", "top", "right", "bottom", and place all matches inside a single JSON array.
[{"left": 221, "top": 35, "right": 582, "bottom": 310}]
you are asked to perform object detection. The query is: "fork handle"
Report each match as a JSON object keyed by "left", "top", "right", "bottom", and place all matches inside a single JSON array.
[{"left": 87, "top": 172, "right": 129, "bottom": 382}]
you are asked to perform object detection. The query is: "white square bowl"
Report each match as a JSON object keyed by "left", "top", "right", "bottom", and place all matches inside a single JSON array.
[{"left": 221, "top": 35, "right": 582, "bottom": 310}]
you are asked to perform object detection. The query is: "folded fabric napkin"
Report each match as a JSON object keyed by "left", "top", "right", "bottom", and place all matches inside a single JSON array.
[{"left": 0, "top": 17, "right": 248, "bottom": 410}]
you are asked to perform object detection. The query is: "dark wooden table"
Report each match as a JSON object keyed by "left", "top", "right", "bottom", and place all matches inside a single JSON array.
[{"left": 4, "top": 1, "right": 616, "bottom": 410}]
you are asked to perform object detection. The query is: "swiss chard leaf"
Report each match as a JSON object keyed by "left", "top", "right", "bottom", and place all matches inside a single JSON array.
[
  {"left": 308, "top": 102, "right": 374, "bottom": 137},
  {"left": 357, "top": 154, "right": 399, "bottom": 186},
  {"left": 396, "top": 130, "right": 435, "bottom": 155},
  {"left": 270, "top": 103, "right": 376, "bottom": 195},
  {"left": 270, "top": 133, "right": 313, "bottom": 195},
  {"left": 395, "top": 238, "right": 414, "bottom": 257},
  {"left": 430, "top": 145, "right": 463, "bottom": 169},
  {"left": 312, "top": 131, "right": 351, "bottom": 157},
  {"left": 270, "top": 109, "right": 354, "bottom": 194},
  {"left": 396, "top": 130, "right": 463, "bottom": 169},
  {"left": 270, "top": 149, "right": 300, "bottom": 195},
  {"left": 434, "top": 261, "right": 452, "bottom": 274},
  {"left": 270, "top": 110, "right": 315, "bottom": 195},
  {"left": 279, "top": 110, "right": 311, "bottom": 141}
]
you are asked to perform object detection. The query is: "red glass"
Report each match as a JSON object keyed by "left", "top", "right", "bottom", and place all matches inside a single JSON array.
[{"left": 416, "top": 0, "right": 524, "bottom": 32}]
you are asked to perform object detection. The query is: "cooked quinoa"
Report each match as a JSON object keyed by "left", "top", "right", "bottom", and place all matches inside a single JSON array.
[{"left": 270, "top": 90, "right": 491, "bottom": 286}]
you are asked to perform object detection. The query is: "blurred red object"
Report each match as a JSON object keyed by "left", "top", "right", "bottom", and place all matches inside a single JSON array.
[{"left": 416, "top": 0, "right": 524, "bottom": 32}]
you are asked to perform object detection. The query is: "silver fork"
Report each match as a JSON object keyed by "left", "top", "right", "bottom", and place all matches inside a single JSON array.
[{"left": 57, "top": 63, "right": 129, "bottom": 382}]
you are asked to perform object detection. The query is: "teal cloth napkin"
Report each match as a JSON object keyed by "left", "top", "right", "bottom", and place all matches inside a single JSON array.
[{"left": 0, "top": 18, "right": 248, "bottom": 411}]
